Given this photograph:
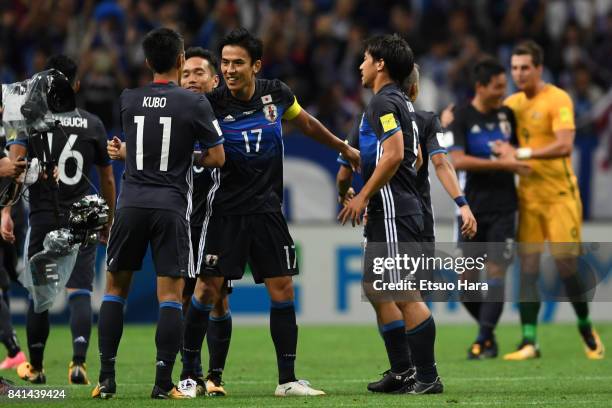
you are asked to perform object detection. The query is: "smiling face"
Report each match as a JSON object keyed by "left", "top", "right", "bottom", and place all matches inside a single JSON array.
[
  {"left": 359, "top": 51, "right": 378, "bottom": 88},
  {"left": 220, "top": 44, "right": 260, "bottom": 96},
  {"left": 181, "top": 56, "right": 218, "bottom": 94},
  {"left": 511, "top": 54, "right": 542, "bottom": 94},
  {"left": 477, "top": 72, "right": 507, "bottom": 109}
]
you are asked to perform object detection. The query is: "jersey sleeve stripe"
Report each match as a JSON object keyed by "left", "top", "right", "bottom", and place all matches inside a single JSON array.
[
  {"left": 429, "top": 148, "right": 447, "bottom": 156},
  {"left": 379, "top": 126, "right": 401, "bottom": 143},
  {"left": 199, "top": 137, "right": 225, "bottom": 149},
  {"left": 337, "top": 155, "right": 350, "bottom": 166},
  {"left": 5, "top": 139, "right": 27, "bottom": 147},
  {"left": 282, "top": 97, "right": 302, "bottom": 121}
]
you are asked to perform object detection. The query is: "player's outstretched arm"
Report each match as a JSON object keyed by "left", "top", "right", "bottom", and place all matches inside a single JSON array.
[
  {"left": 289, "top": 110, "right": 361, "bottom": 171},
  {"left": 494, "top": 129, "right": 575, "bottom": 160},
  {"left": 198, "top": 144, "right": 225, "bottom": 168},
  {"left": 431, "top": 153, "right": 477, "bottom": 238},
  {"left": 450, "top": 149, "right": 531, "bottom": 175},
  {"left": 338, "top": 131, "right": 403, "bottom": 226}
]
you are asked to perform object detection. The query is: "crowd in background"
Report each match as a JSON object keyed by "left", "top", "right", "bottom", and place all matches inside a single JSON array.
[{"left": 1, "top": 0, "right": 611, "bottom": 215}]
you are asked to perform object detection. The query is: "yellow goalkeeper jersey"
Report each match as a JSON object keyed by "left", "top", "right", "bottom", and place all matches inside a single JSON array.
[{"left": 504, "top": 84, "right": 579, "bottom": 203}]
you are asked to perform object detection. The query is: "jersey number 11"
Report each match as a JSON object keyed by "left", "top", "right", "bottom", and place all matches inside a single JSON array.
[{"left": 134, "top": 115, "right": 172, "bottom": 171}]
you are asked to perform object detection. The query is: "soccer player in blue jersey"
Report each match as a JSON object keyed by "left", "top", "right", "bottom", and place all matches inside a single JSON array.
[
  {"left": 106, "top": 47, "right": 235, "bottom": 397},
  {"left": 180, "top": 47, "right": 233, "bottom": 396},
  {"left": 339, "top": 35, "right": 458, "bottom": 395},
  {"left": 338, "top": 61, "right": 476, "bottom": 394},
  {"left": 92, "top": 28, "right": 225, "bottom": 400},
  {"left": 181, "top": 27, "right": 360, "bottom": 397},
  {"left": 447, "top": 57, "right": 530, "bottom": 359}
]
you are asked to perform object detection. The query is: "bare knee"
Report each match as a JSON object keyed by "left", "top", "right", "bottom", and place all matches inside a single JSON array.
[
  {"left": 194, "top": 277, "right": 224, "bottom": 305},
  {"left": 157, "top": 276, "right": 184, "bottom": 303},
  {"left": 265, "top": 277, "right": 294, "bottom": 302},
  {"left": 211, "top": 295, "right": 229, "bottom": 318},
  {"left": 105, "top": 271, "right": 132, "bottom": 299}
]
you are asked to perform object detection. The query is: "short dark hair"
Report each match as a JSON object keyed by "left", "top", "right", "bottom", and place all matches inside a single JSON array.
[
  {"left": 218, "top": 27, "right": 263, "bottom": 64},
  {"left": 512, "top": 40, "right": 544, "bottom": 66},
  {"left": 45, "top": 54, "right": 77, "bottom": 85},
  {"left": 142, "top": 27, "right": 184, "bottom": 74},
  {"left": 364, "top": 34, "right": 414, "bottom": 84},
  {"left": 404, "top": 63, "right": 420, "bottom": 90},
  {"left": 185, "top": 46, "right": 218, "bottom": 74},
  {"left": 472, "top": 57, "right": 505, "bottom": 87}
]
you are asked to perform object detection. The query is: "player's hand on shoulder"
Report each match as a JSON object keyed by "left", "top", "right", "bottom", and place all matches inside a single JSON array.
[
  {"left": 459, "top": 205, "right": 477, "bottom": 239},
  {"left": 338, "top": 192, "right": 367, "bottom": 227},
  {"left": 342, "top": 145, "right": 361, "bottom": 173}
]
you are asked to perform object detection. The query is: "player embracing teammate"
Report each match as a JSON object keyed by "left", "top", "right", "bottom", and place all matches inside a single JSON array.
[{"left": 97, "top": 27, "right": 359, "bottom": 399}]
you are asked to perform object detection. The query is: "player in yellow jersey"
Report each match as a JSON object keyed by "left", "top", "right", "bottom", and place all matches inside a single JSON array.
[{"left": 494, "top": 41, "right": 604, "bottom": 361}]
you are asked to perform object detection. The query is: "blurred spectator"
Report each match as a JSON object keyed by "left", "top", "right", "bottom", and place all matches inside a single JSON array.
[
  {"left": 0, "top": 0, "right": 609, "bottom": 217},
  {"left": 568, "top": 64, "right": 604, "bottom": 218}
]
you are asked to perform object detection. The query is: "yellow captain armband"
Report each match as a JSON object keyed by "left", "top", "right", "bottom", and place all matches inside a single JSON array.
[
  {"left": 282, "top": 96, "right": 302, "bottom": 120},
  {"left": 380, "top": 113, "right": 398, "bottom": 133}
]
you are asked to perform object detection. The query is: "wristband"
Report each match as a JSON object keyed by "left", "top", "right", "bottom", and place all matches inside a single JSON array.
[
  {"left": 516, "top": 147, "right": 532, "bottom": 160},
  {"left": 454, "top": 195, "right": 468, "bottom": 208}
]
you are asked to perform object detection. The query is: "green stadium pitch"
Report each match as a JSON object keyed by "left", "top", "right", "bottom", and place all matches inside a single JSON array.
[{"left": 1, "top": 324, "right": 610, "bottom": 407}]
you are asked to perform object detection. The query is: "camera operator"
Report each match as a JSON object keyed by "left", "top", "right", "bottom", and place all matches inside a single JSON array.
[
  {"left": 0, "top": 129, "right": 27, "bottom": 370},
  {"left": 0, "top": 110, "right": 26, "bottom": 180},
  {"left": 0, "top": 55, "right": 116, "bottom": 385}
]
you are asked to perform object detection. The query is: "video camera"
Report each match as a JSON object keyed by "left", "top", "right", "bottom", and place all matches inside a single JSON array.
[
  {"left": 1, "top": 68, "right": 76, "bottom": 140},
  {"left": 0, "top": 69, "right": 78, "bottom": 206},
  {"left": 20, "top": 194, "right": 109, "bottom": 312}
]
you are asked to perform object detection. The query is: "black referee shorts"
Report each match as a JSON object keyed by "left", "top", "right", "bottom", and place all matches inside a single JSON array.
[
  {"left": 107, "top": 207, "right": 190, "bottom": 277},
  {"left": 198, "top": 211, "right": 298, "bottom": 284}
]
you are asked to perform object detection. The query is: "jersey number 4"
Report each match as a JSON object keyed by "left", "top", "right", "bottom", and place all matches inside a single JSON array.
[{"left": 134, "top": 116, "right": 172, "bottom": 171}]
